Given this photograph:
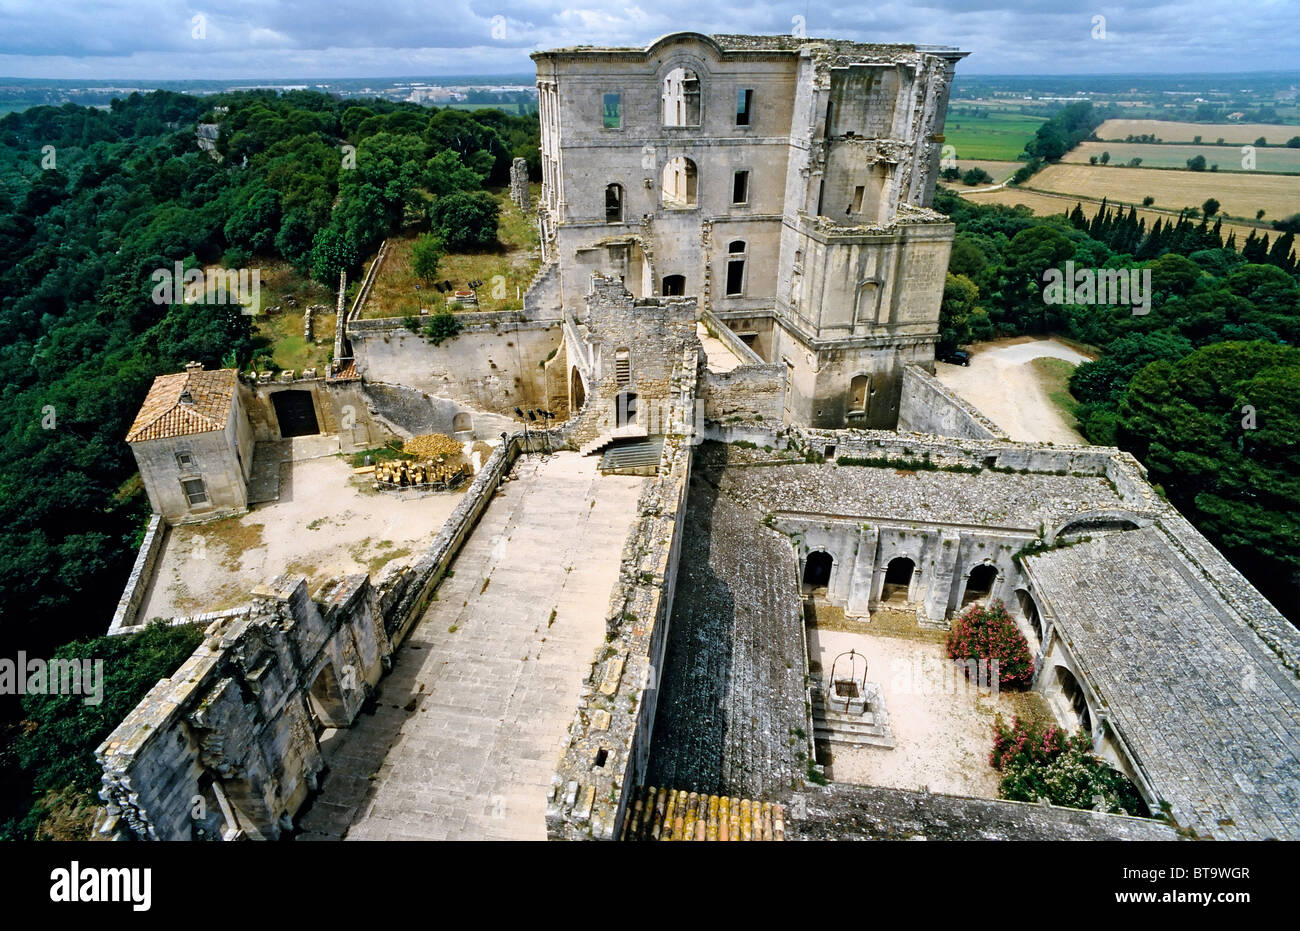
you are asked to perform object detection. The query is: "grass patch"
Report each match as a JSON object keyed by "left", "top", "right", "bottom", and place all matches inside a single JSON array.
[{"left": 1030, "top": 356, "right": 1083, "bottom": 434}]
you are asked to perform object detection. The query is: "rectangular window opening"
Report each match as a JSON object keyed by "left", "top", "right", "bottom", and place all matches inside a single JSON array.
[
  {"left": 602, "top": 93, "right": 621, "bottom": 129},
  {"left": 736, "top": 88, "right": 753, "bottom": 126},
  {"left": 182, "top": 478, "right": 208, "bottom": 506},
  {"left": 726, "top": 259, "right": 745, "bottom": 297},
  {"left": 732, "top": 170, "right": 749, "bottom": 205},
  {"left": 852, "top": 185, "right": 865, "bottom": 213}
]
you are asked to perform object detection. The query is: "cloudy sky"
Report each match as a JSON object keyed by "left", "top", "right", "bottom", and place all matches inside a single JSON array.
[{"left": 1, "top": 0, "right": 1297, "bottom": 78}]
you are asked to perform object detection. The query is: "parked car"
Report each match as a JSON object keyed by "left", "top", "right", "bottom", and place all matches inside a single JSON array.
[{"left": 939, "top": 348, "right": 970, "bottom": 366}]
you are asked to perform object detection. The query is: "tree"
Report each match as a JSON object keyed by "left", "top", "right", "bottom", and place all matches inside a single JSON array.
[
  {"left": 1202, "top": 197, "right": 1220, "bottom": 218},
  {"left": 1186, "top": 154, "right": 1207, "bottom": 171},
  {"left": 1099, "top": 150, "right": 1110, "bottom": 165},
  {"left": 938, "top": 272, "right": 978, "bottom": 352},
  {"left": 309, "top": 226, "right": 358, "bottom": 283},
  {"left": 430, "top": 190, "right": 499, "bottom": 251},
  {"left": 411, "top": 232, "right": 444, "bottom": 282},
  {"left": 1142, "top": 195, "right": 1155, "bottom": 206},
  {"left": 961, "top": 167, "right": 993, "bottom": 186}
]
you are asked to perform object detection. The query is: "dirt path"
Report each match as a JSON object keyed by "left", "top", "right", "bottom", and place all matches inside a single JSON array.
[{"left": 934, "top": 337, "right": 1092, "bottom": 445}]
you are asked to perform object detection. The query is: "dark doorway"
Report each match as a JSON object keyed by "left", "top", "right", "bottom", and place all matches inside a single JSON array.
[
  {"left": 804, "top": 551, "right": 832, "bottom": 589},
  {"left": 615, "top": 391, "right": 638, "bottom": 427},
  {"left": 963, "top": 564, "right": 998, "bottom": 605},
  {"left": 882, "top": 556, "right": 914, "bottom": 603},
  {"left": 662, "top": 274, "right": 685, "bottom": 296},
  {"left": 272, "top": 390, "right": 320, "bottom": 437}
]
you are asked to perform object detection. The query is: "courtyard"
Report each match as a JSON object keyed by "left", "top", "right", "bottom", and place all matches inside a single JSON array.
[
  {"left": 135, "top": 446, "right": 469, "bottom": 621},
  {"left": 807, "top": 606, "right": 1051, "bottom": 799}
]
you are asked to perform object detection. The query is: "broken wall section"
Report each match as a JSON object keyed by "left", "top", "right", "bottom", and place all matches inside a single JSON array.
[{"left": 897, "top": 362, "right": 1008, "bottom": 440}]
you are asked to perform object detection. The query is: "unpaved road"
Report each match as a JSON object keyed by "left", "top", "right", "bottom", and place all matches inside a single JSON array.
[{"left": 934, "top": 337, "right": 1092, "bottom": 445}]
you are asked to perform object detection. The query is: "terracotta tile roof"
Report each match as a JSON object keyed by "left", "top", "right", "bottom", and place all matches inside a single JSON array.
[
  {"left": 621, "top": 786, "right": 785, "bottom": 841},
  {"left": 126, "top": 367, "right": 237, "bottom": 444}
]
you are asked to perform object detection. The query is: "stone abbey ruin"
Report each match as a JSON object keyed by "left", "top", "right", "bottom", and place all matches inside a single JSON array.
[{"left": 96, "top": 33, "right": 1298, "bottom": 843}]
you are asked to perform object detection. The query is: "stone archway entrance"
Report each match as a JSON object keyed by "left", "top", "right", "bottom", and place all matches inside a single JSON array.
[
  {"left": 882, "top": 557, "right": 914, "bottom": 603},
  {"left": 1017, "top": 589, "right": 1042, "bottom": 643},
  {"left": 1055, "top": 665, "right": 1092, "bottom": 733},
  {"left": 962, "top": 564, "right": 998, "bottom": 606},
  {"left": 803, "top": 551, "right": 832, "bottom": 590}
]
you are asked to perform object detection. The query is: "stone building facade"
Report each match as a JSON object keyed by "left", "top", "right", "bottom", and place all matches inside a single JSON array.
[
  {"left": 126, "top": 363, "right": 254, "bottom": 523},
  {"left": 532, "top": 32, "right": 967, "bottom": 428}
]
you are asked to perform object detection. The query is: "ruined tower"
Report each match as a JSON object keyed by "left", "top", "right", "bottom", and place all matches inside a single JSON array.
[{"left": 532, "top": 32, "right": 967, "bottom": 428}]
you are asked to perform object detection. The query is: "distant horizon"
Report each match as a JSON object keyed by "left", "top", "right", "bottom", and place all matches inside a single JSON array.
[{"left": 1, "top": 68, "right": 1297, "bottom": 85}]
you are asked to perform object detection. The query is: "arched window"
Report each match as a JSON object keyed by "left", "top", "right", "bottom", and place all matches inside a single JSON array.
[
  {"left": 570, "top": 368, "right": 587, "bottom": 412},
  {"left": 1016, "top": 589, "right": 1042, "bottom": 643},
  {"left": 725, "top": 240, "right": 747, "bottom": 297},
  {"left": 661, "top": 156, "right": 697, "bottom": 207},
  {"left": 662, "top": 68, "right": 701, "bottom": 126},
  {"left": 452, "top": 412, "right": 473, "bottom": 433},
  {"left": 605, "top": 183, "right": 623, "bottom": 222},
  {"left": 849, "top": 374, "right": 868, "bottom": 414},
  {"left": 662, "top": 274, "right": 685, "bottom": 296}
]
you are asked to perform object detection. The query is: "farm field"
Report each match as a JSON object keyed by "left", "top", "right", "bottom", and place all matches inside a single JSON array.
[
  {"left": 1094, "top": 118, "right": 1300, "bottom": 144},
  {"left": 1065, "top": 141, "right": 1300, "bottom": 174},
  {"left": 950, "top": 159, "right": 1021, "bottom": 184},
  {"left": 1028, "top": 163, "right": 1300, "bottom": 221},
  {"left": 958, "top": 186, "right": 1261, "bottom": 244},
  {"left": 942, "top": 109, "right": 1046, "bottom": 160}
]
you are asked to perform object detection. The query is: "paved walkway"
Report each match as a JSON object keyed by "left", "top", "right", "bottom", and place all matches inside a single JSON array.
[{"left": 297, "top": 452, "right": 645, "bottom": 840}]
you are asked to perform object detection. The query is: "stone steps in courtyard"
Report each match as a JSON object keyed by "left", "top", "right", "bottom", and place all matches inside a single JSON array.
[
  {"left": 599, "top": 436, "right": 664, "bottom": 475},
  {"left": 811, "top": 695, "right": 896, "bottom": 749}
]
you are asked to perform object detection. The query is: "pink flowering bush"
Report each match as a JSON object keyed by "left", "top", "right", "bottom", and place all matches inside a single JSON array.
[
  {"left": 990, "top": 715, "right": 1148, "bottom": 816},
  {"left": 946, "top": 599, "right": 1034, "bottom": 690}
]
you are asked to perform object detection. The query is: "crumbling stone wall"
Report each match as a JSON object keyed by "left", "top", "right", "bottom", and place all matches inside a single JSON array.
[
  {"left": 700, "top": 363, "right": 786, "bottom": 423},
  {"left": 509, "top": 157, "right": 531, "bottom": 211},
  {"left": 897, "top": 362, "right": 1008, "bottom": 440},
  {"left": 96, "top": 574, "right": 389, "bottom": 840}
]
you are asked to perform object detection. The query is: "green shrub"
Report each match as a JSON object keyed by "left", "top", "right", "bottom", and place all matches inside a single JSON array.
[
  {"left": 423, "top": 310, "right": 462, "bottom": 345},
  {"left": 991, "top": 716, "right": 1148, "bottom": 816}
]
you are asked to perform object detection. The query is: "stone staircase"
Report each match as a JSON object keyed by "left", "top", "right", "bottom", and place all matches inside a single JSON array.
[
  {"left": 811, "top": 685, "right": 895, "bottom": 749},
  {"left": 579, "top": 424, "right": 648, "bottom": 456},
  {"left": 599, "top": 436, "right": 664, "bottom": 475}
]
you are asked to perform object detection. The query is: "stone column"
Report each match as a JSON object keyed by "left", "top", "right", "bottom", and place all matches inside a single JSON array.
[{"left": 846, "top": 524, "right": 879, "bottom": 618}]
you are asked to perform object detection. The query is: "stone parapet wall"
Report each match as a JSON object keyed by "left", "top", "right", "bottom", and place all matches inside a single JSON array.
[
  {"left": 546, "top": 348, "right": 700, "bottom": 840},
  {"left": 108, "top": 513, "right": 167, "bottom": 634},
  {"left": 897, "top": 362, "right": 1007, "bottom": 440}
]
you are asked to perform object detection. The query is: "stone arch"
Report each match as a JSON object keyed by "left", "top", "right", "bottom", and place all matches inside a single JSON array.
[
  {"left": 1016, "top": 588, "right": 1043, "bottom": 644},
  {"left": 882, "top": 556, "right": 914, "bottom": 603},
  {"left": 662, "top": 67, "right": 701, "bottom": 126},
  {"left": 848, "top": 373, "right": 869, "bottom": 414},
  {"left": 803, "top": 550, "right": 833, "bottom": 590},
  {"left": 1046, "top": 509, "right": 1146, "bottom": 544},
  {"left": 662, "top": 156, "right": 697, "bottom": 207},
  {"left": 452, "top": 411, "right": 473, "bottom": 433},
  {"left": 1054, "top": 664, "right": 1092, "bottom": 734},
  {"left": 307, "top": 662, "right": 348, "bottom": 729},
  {"left": 570, "top": 367, "right": 587, "bottom": 413},
  {"left": 962, "top": 563, "right": 998, "bottom": 606}
]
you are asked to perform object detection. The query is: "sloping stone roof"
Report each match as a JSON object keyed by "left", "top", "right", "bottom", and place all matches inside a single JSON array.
[
  {"left": 622, "top": 786, "right": 785, "bottom": 841},
  {"left": 1025, "top": 527, "right": 1300, "bottom": 840},
  {"left": 126, "top": 367, "right": 236, "bottom": 443}
]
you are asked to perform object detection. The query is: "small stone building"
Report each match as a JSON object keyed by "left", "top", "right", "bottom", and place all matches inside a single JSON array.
[{"left": 125, "top": 362, "right": 254, "bottom": 523}]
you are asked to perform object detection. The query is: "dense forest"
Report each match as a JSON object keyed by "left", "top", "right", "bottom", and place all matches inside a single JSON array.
[
  {"left": 0, "top": 89, "right": 539, "bottom": 838},
  {"left": 934, "top": 187, "right": 1300, "bottom": 624}
]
